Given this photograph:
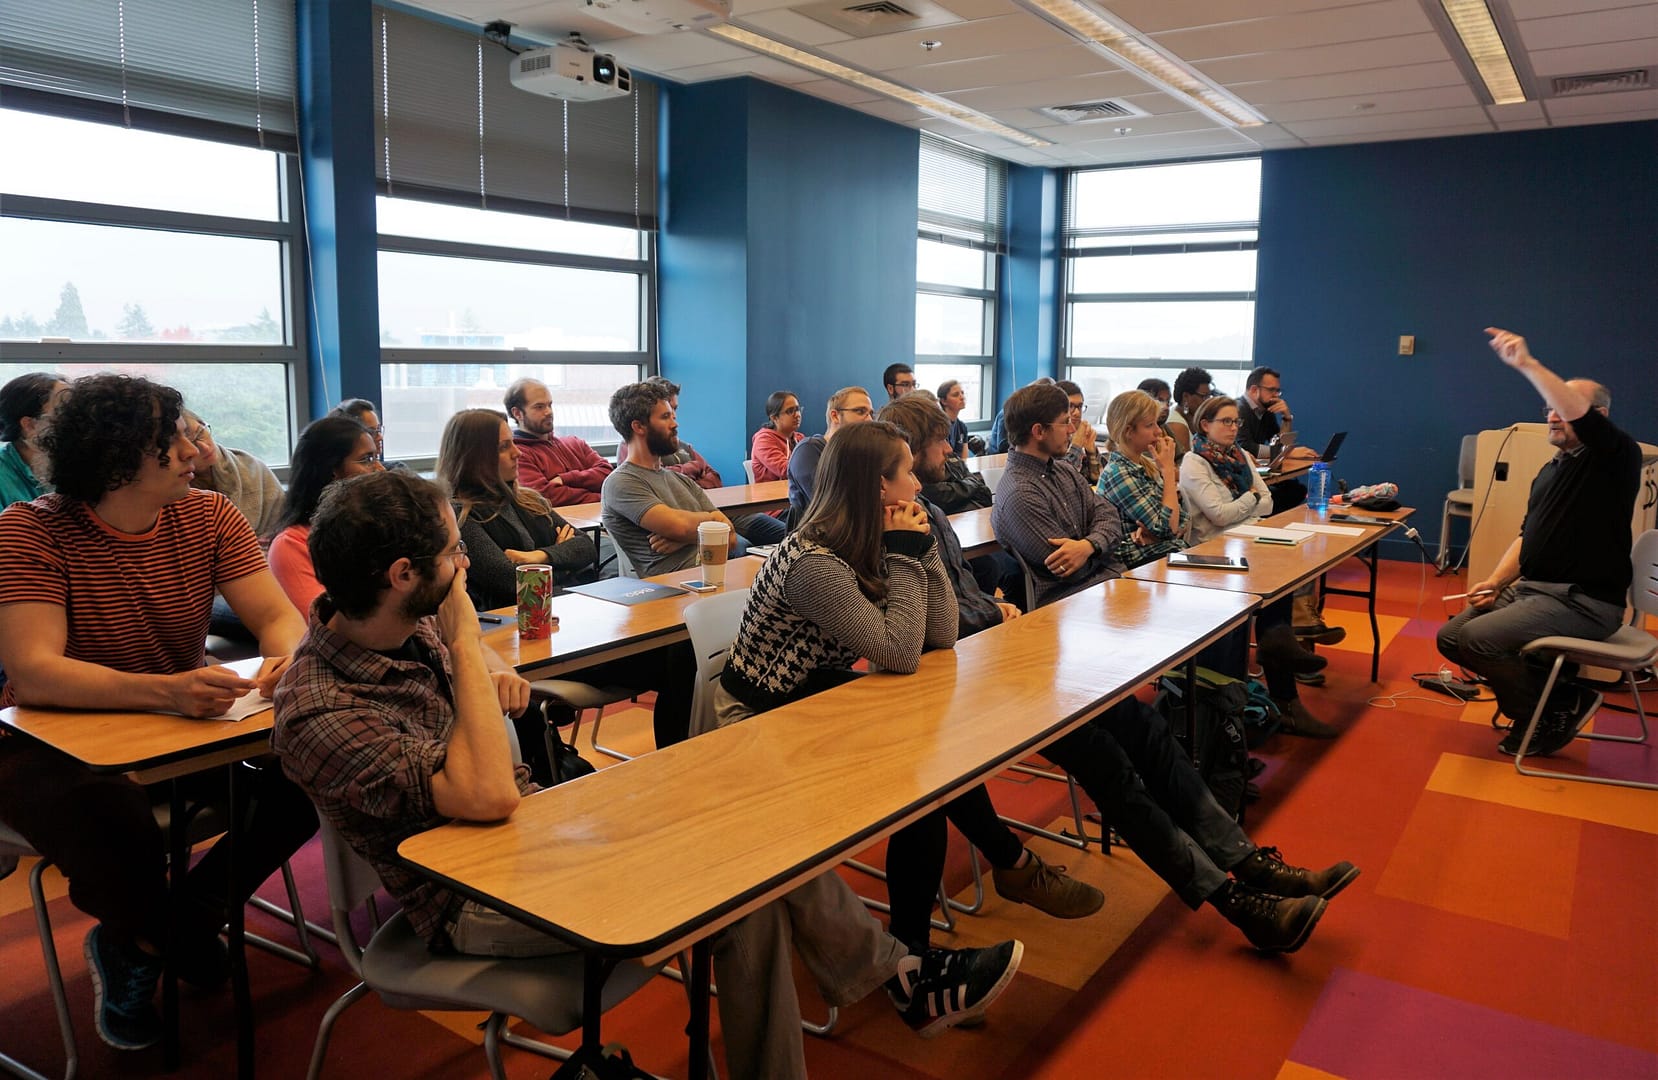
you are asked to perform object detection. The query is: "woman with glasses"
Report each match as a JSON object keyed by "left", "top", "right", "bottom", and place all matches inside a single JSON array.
[
  {"left": 750, "top": 391, "right": 805, "bottom": 482},
  {"left": 268, "top": 416, "right": 386, "bottom": 613},
  {"left": 184, "top": 409, "right": 285, "bottom": 543},
  {"left": 1179, "top": 396, "right": 1336, "bottom": 736},
  {"left": 329, "top": 397, "right": 408, "bottom": 472},
  {"left": 435, "top": 409, "right": 597, "bottom": 610}
]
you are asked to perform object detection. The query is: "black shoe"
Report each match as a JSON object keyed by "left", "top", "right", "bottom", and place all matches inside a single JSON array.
[
  {"left": 1259, "top": 627, "right": 1327, "bottom": 674},
  {"left": 889, "top": 940, "right": 1024, "bottom": 1038},
  {"left": 1503, "top": 690, "right": 1603, "bottom": 757},
  {"left": 84, "top": 925, "right": 163, "bottom": 1051},
  {"left": 1295, "top": 622, "right": 1348, "bottom": 646},
  {"left": 1275, "top": 698, "right": 1340, "bottom": 739},
  {"left": 1294, "top": 670, "right": 1327, "bottom": 687},
  {"left": 1233, "top": 846, "right": 1360, "bottom": 900},
  {"left": 1211, "top": 882, "right": 1326, "bottom": 954}
]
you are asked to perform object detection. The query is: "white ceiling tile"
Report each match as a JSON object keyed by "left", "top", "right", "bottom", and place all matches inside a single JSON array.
[
  {"left": 1485, "top": 101, "right": 1546, "bottom": 122},
  {"left": 1281, "top": 104, "right": 1492, "bottom": 138},
  {"left": 1024, "top": 110, "right": 1219, "bottom": 143},
  {"left": 943, "top": 71, "right": 1150, "bottom": 111},
  {"left": 1543, "top": 88, "right": 1658, "bottom": 118},
  {"left": 933, "top": 0, "right": 1023, "bottom": 20},
  {"left": 604, "top": 31, "right": 753, "bottom": 71},
  {"left": 1260, "top": 84, "right": 1480, "bottom": 123},
  {"left": 1093, "top": 0, "right": 1382, "bottom": 36},
  {"left": 1238, "top": 124, "right": 1308, "bottom": 147},
  {"left": 737, "top": 9, "right": 856, "bottom": 45},
  {"left": 1228, "top": 61, "right": 1466, "bottom": 105},
  {"left": 1507, "top": 0, "right": 1654, "bottom": 19},
  {"left": 904, "top": 44, "right": 1116, "bottom": 92},
  {"left": 850, "top": 98, "right": 932, "bottom": 123},
  {"left": 1059, "top": 127, "right": 1251, "bottom": 153},
  {"left": 1496, "top": 116, "right": 1552, "bottom": 130},
  {"left": 1558, "top": 108, "right": 1658, "bottom": 127},
  {"left": 1197, "top": 33, "right": 1452, "bottom": 83},
  {"left": 1516, "top": 5, "right": 1658, "bottom": 50},
  {"left": 1150, "top": 1, "right": 1435, "bottom": 61},
  {"left": 1298, "top": 123, "right": 1497, "bottom": 146},
  {"left": 785, "top": 77, "right": 886, "bottom": 105},
  {"left": 669, "top": 55, "right": 822, "bottom": 82},
  {"left": 1527, "top": 37, "right": 1658, "bottom": 77},
  {"left": 818, "top": 13, "right": 1074, "bottom": 71}
]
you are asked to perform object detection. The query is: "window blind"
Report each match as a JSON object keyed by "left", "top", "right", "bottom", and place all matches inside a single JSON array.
[
  {"left": 373, "top": 7, "right": 658, "bottom": 230},
  {"left": 0, "top": 0, "right": 295, "bottom": 149},
  {"left": 918, "top": 131, "right": 1005, "bottom": 253}
]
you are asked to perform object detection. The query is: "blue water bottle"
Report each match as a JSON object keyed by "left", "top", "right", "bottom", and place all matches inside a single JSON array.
[{"left": 1307, "top": 461, "right": 1332, "bottom": 512}]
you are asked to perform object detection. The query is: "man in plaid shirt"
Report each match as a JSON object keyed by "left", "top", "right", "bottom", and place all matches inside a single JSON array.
[{"left": 272, "top": 470, "right": 1016, "bottom": 1079}]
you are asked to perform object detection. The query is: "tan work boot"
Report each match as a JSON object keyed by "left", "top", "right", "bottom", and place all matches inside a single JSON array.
[{"left": 992, "top": 851, "right": 1104, "bottom": 918}]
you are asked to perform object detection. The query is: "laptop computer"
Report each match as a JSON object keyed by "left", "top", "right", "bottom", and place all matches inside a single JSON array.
[{"left": 1263, "top": 430, "right": 1346, "bottom": 471}]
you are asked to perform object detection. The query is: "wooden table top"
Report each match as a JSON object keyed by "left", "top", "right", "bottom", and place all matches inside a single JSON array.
[
  {"left": 1122, "top": 504, "right": 1413, "bottom": 603},
  {"left": 951, "top": 506, "right": 999, "bottom": 559},
  {"left": 0, "top": 702, "right": 275, "bottom": 783},
  {"left": 964, "top": 452, "right": 1007, "bottom": 473},
  {"left": 484, "top": 557, "right": 765, "bottom": 677},
  {"left": 401, "top": 578, "right": 1256, "bottom": 962}
]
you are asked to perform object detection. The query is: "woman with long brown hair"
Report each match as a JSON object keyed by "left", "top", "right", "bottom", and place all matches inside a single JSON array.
[{"left": 435, "top": 409, "right": 596, "bottom": 609}]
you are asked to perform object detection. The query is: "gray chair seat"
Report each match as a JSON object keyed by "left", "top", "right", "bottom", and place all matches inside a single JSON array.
[
  {"left": 1445, "top": 488, "right": 1475, "bottom": 507},
  {"left": 530, "top": 680, "right": 633, "bottom": 712},
  {"left": 1521, "top": 626, "right": 1658, "bottom": 668},
  {"left": 362, "top": 910, "right": 658, "bottom": 1031}
]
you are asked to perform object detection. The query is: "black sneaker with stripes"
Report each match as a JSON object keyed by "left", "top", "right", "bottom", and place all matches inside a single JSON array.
[{"left": 888, "top": 939, "right": 1024, "bottom": 1038}]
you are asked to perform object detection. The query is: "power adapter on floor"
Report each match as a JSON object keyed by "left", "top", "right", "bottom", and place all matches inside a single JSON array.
[{"left": 1414, "top": 673, "right": 1482, "bottom": 699}]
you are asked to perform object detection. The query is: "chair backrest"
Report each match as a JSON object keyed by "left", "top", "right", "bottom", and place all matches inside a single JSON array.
[
  {"left": 1003, "top": 544, "right": 1043, "bottom": 612},
  {"left": 742, "top": 459, "right": 757, "bottom": 483},
  {"left": 315, "top": 816, "right": 382, "bottom": 977},
  {"left": 1457, "top": 434, "right": 1477, "bottom": 488},
  {"left": 1633, "top": 529, "right": 1658, "bottom": 620},
  {"left": 683, "top": 588, "right": 751, "bottom": 738},
  {"left": 612, "top": 540, "right": 639, "bottom": 579}
]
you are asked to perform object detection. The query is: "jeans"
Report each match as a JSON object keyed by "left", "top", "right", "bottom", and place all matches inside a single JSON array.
[
  {"left": 563, "top": 640, "right": 698, "bottom": 749},
  {"left": 885, "top": 784, "right": 1024, "bottom": 955},
  {"left": 735, "top": 512, "right": 788, "bottom": 545},
  {"left": 1043, "top": 698, "right": 1254, "bottom": 908},
  {"left": 1437, "top": 580, "right": 1625, "bottom": 724},
  {"left": 1194, "top": 594, "right": 1297, "bottom": 701},
  {"left": 0, "top": 738, "right": 318, "bottom": 949}
]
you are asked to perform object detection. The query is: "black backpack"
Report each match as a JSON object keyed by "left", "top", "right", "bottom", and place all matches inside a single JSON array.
[{"left": 1153, "top": 672, "right": 1251, "bottom": 824}]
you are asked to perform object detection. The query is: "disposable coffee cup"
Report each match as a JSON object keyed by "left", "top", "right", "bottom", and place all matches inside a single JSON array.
[{"left": 697, "top": 520, "right": 731, "bottom": 585}]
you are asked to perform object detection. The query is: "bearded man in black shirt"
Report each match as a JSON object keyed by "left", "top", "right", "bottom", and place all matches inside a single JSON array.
[{"left": 1437, "top": 327, "right": 1643, "bottom": 757}]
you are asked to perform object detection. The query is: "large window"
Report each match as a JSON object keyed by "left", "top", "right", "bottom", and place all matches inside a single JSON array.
[
  {"left": 0, "top": 109, "right": 303, "bottom": 464},
  {"left": 916, "top": 134, "right": 1005, "bottom": 421},
  {"left": 372, "top": 8, "right": 657, "bottom": 459},
  {"left": 1062, "top": 158, "right": 1260, "bottom": 419}
]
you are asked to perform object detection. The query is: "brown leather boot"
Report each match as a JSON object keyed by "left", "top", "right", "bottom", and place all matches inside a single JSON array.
[{"left": 1275, "top": 698, "right": 1339, "bottom": 738}]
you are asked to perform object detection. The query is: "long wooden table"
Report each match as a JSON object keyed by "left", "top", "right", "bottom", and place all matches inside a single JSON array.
[
  {"left": 400, "top": 578, "right": 1256, "bottom": 1078},
  {"left": 1123, "top": 504, "right": 1414, "bottom": 680},
  {"left": 952, "top": 505, "right": 998, "bottom": 559},
  {"left": 0, "top": 702, "right": 275, "bottom": 1078}
]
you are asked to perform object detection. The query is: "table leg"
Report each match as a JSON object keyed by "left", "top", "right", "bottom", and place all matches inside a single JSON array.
[
  {"left": 1365, "top": 551, "right": 1381, "bottom": 682},
  {"left": 163, "top": 780, "right": 185, "bottom": 1069},
  {"left": 688, "top": 939, "right": 712, "bottom": 1080},
  {"left": 227, "top": 765, "right": 254, "bottom": 1080}
]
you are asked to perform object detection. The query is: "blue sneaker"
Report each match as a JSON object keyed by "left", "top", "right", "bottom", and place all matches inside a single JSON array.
[{"left": 83, "top": 924, "right": 163, "bottom": 1050}]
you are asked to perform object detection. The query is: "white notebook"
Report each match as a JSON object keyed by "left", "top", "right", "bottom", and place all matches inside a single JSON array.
[
  {"left": 1227, "top": 525, "right": 1311, "bottom": 544},
  {"left": 1283, "top": 522, "right": 1366, "bottom": 537}
]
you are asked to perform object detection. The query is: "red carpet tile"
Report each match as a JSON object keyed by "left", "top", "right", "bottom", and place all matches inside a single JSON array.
[{"left": 2, "top": 558, "right": 1654, "bottom": 1078}]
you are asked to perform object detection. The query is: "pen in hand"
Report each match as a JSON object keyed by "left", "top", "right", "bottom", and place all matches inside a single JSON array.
[{"left": 1441, "top": 590, "right": 1496, "bottom": 602}]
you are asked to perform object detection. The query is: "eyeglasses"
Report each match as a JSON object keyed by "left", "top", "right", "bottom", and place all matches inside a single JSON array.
[
  {"left": 893, "top": 380, "right": 916, "bottom": 390},
  {"left": 838, "top": 406, "right": 873, "bottom": 418},
  {"left": 1208, "top": 417, "right": 1244, "bottom": 427},
  {"left": 364, "top": 426, "right": 385, "bottom": 437},
  {"left": 781, "top": 406, "right": 802, "bottom": 415},
  {"left": 184, "top": 422, "right": 212, "bottom": 443},
  {"left": 414, "top": 540, "right": 468, "bottom": 562},
  {"left": 350, "top": 452, "right": 383, "bottom": 466}
]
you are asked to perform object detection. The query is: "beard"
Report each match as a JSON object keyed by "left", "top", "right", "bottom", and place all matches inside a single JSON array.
[
  {"left": 400, "top": 571, "right": 450, "bottom": 620},
  {"left": 916, "top": 457, "right": 948, "bottom": 485},
  {"left": 645, "top": 427, "right": 679, "bottom": 457}
]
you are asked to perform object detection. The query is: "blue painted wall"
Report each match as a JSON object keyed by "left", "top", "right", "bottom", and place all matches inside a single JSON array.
[
  {"left": 1002, "top": 163, "right": 1060, "bottom": 392},
  {"left": 1255, "top": 120, "right": 1658, "bottom": 558},
  {"left": 659, "top": 78, "right": 919, "bottom": 480}
]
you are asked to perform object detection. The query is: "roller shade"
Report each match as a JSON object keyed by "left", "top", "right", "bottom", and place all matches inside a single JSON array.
[{"left": 918, "top": 131, "right": 1005, "bottom": 253}]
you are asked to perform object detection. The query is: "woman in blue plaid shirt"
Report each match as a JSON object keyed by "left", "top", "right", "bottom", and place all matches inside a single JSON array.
[{"left": 1097, "top": 389, "right": 1186, "bottom": 568}]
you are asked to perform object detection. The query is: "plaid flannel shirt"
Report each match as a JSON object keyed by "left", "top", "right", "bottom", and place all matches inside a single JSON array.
[
  {"left": 271, "top": 598, "right": 534, "bottom": 942},
  {"left": 1097, "top": 450, "right": 1187, "bottom": 569}
]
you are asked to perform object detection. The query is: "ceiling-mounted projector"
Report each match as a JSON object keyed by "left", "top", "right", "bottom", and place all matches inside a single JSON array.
[{"left": 511, "top": 39, "right": 631, "bottom": 102}]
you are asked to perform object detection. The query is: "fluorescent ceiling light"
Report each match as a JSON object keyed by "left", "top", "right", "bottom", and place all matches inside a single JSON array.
[
  {"left": 705, "top": 24, "right": 1049, "bottom": 147},
  {"left": 1440, "top": 0, "right": 1526, "bottom": 105},
  {"left": 1015, "top": 0, "right": 1265, "bottom": 128}
]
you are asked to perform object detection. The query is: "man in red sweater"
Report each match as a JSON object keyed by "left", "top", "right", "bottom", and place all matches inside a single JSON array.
[{"left": 504, "top": 378, "right": 612, "bottom": 506}]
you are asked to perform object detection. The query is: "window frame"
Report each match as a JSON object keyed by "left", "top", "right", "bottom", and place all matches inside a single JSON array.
[
  {"left": 0, "top": 143, "right": 310, "bottom": 461},
  {"left": 375, "top": 202, "right": 657, "bottom": 465},
  {"left": 1060, "top": 155, "right": 1261, "bottom": 401}
]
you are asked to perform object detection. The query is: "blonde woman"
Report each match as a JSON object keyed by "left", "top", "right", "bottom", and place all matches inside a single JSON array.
[{"left": 1097, "top": 389, "right": 1184, "bottom": 568}]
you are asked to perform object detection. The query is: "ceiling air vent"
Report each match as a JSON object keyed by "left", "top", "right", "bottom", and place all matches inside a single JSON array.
[
  {"left": 843, "top": 0, "right": 916, "bottom": 17},
  {"left": 1039, "top": 99, "right": 1142, "bottom": 123},
  {"left": 1550, "top": 69, "right": 1649, "bottom": 96},
  {"left": 796, "top": 0, "right": 956, "bottom": 37}
]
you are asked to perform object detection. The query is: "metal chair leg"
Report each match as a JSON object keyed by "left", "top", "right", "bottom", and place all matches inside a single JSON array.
[
  {"left": 305, "top": 981, "right": 371, "bottom": 1080},
  {"left": 1514, "top": 658, "right": 1658, "bottom": 791},
  {"left": 586, "top": 707, "right": 634, "bottom": 763},
  {"left": 0, "top": 858, "right": 78, "bottom": 1080}
]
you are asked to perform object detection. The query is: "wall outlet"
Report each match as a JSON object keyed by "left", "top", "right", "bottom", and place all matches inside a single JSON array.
[{"left": 1398, "top": 335, "right": 1415, "bottom": 355}]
